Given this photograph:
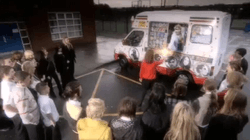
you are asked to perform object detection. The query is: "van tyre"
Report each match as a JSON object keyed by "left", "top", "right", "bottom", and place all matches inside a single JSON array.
[{"left": 119, "top": 57, "right": 128, "bottom": 68}]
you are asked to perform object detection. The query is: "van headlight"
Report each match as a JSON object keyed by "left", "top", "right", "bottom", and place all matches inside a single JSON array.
[
  {"left": 165, "top": 56, "right": 178, "bottom": 69},
  {"left": 195, "top": 64, "right": 210, "bottom": 77}
]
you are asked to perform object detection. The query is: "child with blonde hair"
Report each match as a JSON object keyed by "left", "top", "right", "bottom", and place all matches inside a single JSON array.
[
  {"left": 77, "top": 98, "right": 112, "bottom": 140},
  {"left": 164, "top": 102, "right": 200, "bottom": 140}
]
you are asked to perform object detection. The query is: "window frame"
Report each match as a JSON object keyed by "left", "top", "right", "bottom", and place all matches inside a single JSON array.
[
  {"left": 190, "top": 24, "right": 213, "bottom": 45},
  {"left": 48, "top": 12, "right": 83, "bottom": 41}
]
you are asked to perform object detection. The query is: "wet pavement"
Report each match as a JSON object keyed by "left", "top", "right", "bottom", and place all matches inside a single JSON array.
[
  {"left": 1, "top": 30, "right": 250, "bottom": 140},
  {"left": 0, "top": 61, "right": 201, "bottom": 140},
  {"left": 57, "top": 62, "right": 203, "bottom": 140}
]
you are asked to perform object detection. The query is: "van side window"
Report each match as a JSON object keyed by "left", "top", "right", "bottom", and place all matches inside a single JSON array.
[
  {"left": 167, "top": 23, "right": 188, "bottom": 52},
  {"left": 190, "top": 25, "right": 213, "bottom": 45},
  {"left": 123, "top": 31, "right": 144, "bottom": 47},
  {"left": 148, "top": 22, "right": 188, "bottom": 52}
]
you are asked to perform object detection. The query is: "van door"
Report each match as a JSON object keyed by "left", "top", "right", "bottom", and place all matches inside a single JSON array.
[{"left": 122, "top": 29, "right": 147, "bottom": 62}]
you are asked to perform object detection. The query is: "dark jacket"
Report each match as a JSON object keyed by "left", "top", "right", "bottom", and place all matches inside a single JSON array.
[
  {"left": 54, "top": 48, "right": 65, "bottom": 74},
  {"left": 36, "top": 57, "right": 57, "bottom": 79},
  {"left": 110, "top": 117, "right": 144, "bottom": 140},
  {"left": 205, "top": 114, "right": 248, "bottom": 140},
  {"left": 54, "top": 45, "right": 76, "bottom": 88},
  {"left": 36, "top": 59, "right": 49, "bottom": 79},
  {"left": 141, "top": 91, "right": 172, "bottom": 140},
  {"left": 54, "top": 45, "right": 76, "bottom": 73},
  {"left": 0, "top": 111, "right": 13, "bottom": 130},
  {"left": 61, "top": 44, "right": 76, "bottom": 64},
  {"left": 142, "top": 108, "right": 171, "bottom": 140},
  {"left": 241, "top": 58, "right": 248, "bottom": 75}
]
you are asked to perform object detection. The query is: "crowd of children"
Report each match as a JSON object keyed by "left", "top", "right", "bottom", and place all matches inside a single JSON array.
[{"left": 0, "top": 37, "right": 249, "bottom": 140}]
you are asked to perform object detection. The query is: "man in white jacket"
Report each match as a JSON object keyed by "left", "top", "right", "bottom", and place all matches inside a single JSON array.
[{"left": 168, "top": 24, "right": 184, "bottom": 52}]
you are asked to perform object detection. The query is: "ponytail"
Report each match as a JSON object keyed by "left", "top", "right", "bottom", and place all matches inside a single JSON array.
[{"left": 208, "top": 91, "right": 218, "bottom": 114}]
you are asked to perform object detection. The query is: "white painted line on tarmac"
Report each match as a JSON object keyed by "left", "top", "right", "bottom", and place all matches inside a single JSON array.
[
  {"left": 59, "top": 112, "right": 143, "bottom": 118},
  {"left": 104, "top": 69, "right": 142, "bottom": 85},
  {"left": 52, "top": 68, "right": 103, "bottom": 88},
  {"left": 91, "top": 69, "right": 105, "bottom": 98},
  {"left": 103, "top": 112, "right": 143, "bottom": 117},
  {"left": 75, "top": 68, "right": 104, "bottom": 79}
]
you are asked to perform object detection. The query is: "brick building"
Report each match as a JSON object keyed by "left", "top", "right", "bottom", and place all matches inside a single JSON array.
[{"left": 0, "top": 0, "right": 96, "bottom": 53}]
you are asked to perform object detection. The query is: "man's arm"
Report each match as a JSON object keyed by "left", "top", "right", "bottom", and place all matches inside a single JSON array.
[
  {"left": 15, "top": 100, "right": 34, "bottom": 121},
  {"left": 46, "top": 113, "right": 56, "bottom": 126},
  {"left": 3, "top": 105, "right": 18, "bottom": 113}
]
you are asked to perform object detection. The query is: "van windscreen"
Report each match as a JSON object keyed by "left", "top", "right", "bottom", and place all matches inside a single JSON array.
[{"left": 123, "top": 30, "right": 144, "bottom": 47}]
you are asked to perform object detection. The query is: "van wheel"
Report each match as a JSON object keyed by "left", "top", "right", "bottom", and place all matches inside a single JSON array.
[{"left": 119, "top": 57, "right": 128, "bottom": 68}]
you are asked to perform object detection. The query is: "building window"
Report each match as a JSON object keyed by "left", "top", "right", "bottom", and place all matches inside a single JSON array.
[{"left": 48, "top": 12, "right": 83, "bottom": 41}]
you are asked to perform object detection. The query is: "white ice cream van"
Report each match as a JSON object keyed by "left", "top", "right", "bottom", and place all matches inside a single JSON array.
[{"left": 114, "top": 10, "right": 231, "bottom": 85}]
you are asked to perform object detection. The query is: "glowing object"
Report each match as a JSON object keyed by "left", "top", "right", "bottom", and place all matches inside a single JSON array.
[{"left": 160, "top": 48, "right": 173, "bottom": 56}]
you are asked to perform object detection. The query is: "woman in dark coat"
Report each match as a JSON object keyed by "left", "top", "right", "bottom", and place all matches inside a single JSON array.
[
  {"left": 54, "top": 38, "right": 76, "bottom": 89},
  {"left": 141, "top": 83, "right": 171, "bottom": 140},
  {"left": 35, "top": 49, "right": 63, "bottom": 98},
  {"left": 204, "top": 89, "right": 248, "bottom": 140}
]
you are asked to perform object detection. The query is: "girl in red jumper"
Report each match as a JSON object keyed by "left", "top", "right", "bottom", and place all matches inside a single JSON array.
[{"left": 139, "top": 49, "right": 164, "bottom": 106}]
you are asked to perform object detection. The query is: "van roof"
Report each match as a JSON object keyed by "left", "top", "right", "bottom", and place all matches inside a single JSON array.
[{"left": 136, "top": 10, "right": 229, "bottom": 21}]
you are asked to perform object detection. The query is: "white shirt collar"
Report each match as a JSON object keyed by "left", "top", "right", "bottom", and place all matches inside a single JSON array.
[
  {"left": 2, "top": 79, "right": 11, "bottom": 83},
  {"left": 68, "top": 99, "right": 81, "bottom": 107},
  {"left": 205, "top": 91, "right": 212, "bottom": 95},
  {"left": 120, "top": 116, "right": 132, "bottom": 121},
  {"left": 38, "top": 94, "right": 49, "bottom": 98}
]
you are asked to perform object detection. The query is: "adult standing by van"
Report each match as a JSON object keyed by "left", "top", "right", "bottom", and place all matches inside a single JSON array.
[
  {"left": 54, "top": 37, "right": 76, "bottom": 89},
  {"left": 168, "top": 24, "right": 184, "bottom": 52}
]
